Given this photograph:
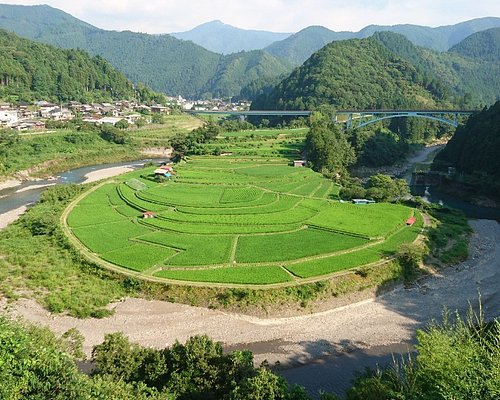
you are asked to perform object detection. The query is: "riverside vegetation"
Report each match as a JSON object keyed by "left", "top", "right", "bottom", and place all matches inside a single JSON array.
[{"left": 1, "top": 307, "right": 497, "bottom": 399}]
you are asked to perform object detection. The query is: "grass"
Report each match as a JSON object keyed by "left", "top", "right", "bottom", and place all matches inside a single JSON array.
[
  {"left": 66, "top": 156, "right": 419, "bottom": 285},
  {"left": 155, "top": 266, "right": 292, "bottom": 285},
  {"left": 235, "top": 228, "right": 368, "bottom": 263}
]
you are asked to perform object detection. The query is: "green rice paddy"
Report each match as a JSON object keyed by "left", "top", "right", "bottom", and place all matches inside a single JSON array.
[{"left": 66, "top": 156, "right": 422, "bottom": 286}]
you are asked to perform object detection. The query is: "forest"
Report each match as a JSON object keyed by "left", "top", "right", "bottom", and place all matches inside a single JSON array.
[{"left": 0, "top": 29, "right": 162, "bottom": 104}]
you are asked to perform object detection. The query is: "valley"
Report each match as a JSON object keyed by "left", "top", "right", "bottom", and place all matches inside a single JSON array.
[{"left": 0, "top": 2, "right": 499, "bottom": 399}]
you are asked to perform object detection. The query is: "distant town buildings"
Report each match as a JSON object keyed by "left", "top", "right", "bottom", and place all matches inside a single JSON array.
[{"left": 0, "top": 97, "right": 251, "bottom": 131}]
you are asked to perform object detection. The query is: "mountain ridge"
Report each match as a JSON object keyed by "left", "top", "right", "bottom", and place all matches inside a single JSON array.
[{"left": 171, "top": 20, "right": 291, "bottom": 54}]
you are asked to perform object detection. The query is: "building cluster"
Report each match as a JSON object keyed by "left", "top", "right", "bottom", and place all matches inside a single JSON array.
[
  {"left": 0, "top": 100, "right": 172, "bottom": 131},
  {"left": 168, "top": 96, "right": 251, "bottom": 112},
  {"left": 0, "top": 97, "right": 251, "bottom": 131}
]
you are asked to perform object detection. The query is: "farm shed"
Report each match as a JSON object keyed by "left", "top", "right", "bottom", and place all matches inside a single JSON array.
[
  {"left": 154, "top": 168, "right": 172, "bottom": 177},
  {"left": 352, "top": 199, "right": 376, "bottom": 205},
  {"left": 293, "top": 160, "right": 306, "bottom": 167},
  {"left": 143, "top": 212, "right": 155, "bottom": 219},
  {"left": 406, "top": 216, "right": 417, "bottom": 226}
]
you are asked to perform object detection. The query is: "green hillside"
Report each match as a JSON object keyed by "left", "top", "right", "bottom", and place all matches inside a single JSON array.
[
  {"left": 265, "top": 17, "right": 500, "bottom": 66},
  {"left": 372, "top": 31, "right": 500, "bottom": 106},
  {"left": 0, "top": 29, "right": 138, "bottom": 103},
  {"left": 253, "top": 37, "right": 451, "bottom": 111},
  {"left": 435, "top": 101, "right": 500, "bottom": 179},
  {"left": 449, "top": 27, "right": 500, "bottom": 62},
  {"left": 0, "top": 4, "right": 292, "bottom": 98},
  {"left": 265, "top": 26, "right": 353, "bottom": 66}
]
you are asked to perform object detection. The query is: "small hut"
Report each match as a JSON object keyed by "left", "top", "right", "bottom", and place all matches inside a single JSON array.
[
  {"left": 406, "top": 216, "right": 417, "bottom": 226},
  {"left": 143, "top": 211, "right": 155, "bottom": 219}
]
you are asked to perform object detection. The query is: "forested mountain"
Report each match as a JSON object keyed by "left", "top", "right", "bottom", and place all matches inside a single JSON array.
[
  {"left": 265, "top": 26, "right": 354, "bottom": 66},
  {"left": 0, "top": 29, "right": 148, "bottom": 103},
  {"left": 435, "top": 101, "right": 500, "bottom": 179},
  {"left": 449, "top": 28, "right": 500, "bottom": 62},
  {"left": 252, "top": 37, "right": 451, "bottom": 111},
  {"left": 171, "top": 20, "right": 291, "bottom": 54},
  {"left": 0, "top": 4, "right": 292, "bottom": 98},
  {"left": 371, "top": 31, "right": 500, "bottom": 106},
  {"left": 265, "top": 17, "right": 500, "bottom": 66}
]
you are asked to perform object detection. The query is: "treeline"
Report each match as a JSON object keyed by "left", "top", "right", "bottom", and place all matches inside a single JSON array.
[
  {"left": 170, "top": 119, "right": 256, "bottom": 158},
  {"left": 0, "top": 29, "right": 163, "bottom": 104},
  {"left": 303, "top": 108, "right": 414, "bottom": 201},
  {"left": 433, "top": 101, "right": 500, "bottom": 199}
]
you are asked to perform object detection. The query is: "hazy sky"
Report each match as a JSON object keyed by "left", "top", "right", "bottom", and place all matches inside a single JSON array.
[{"left": 2, "top": 0, "right": 499, "bottom": 33}]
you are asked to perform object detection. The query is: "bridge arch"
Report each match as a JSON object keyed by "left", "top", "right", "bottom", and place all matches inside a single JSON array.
[{"left": 347, "top": 113, "right": 460, "bottom": 130}]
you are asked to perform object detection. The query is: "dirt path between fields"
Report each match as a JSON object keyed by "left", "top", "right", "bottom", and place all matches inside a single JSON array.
[{"left": 2, "top": 219, "right": 498, "bottom": 374}]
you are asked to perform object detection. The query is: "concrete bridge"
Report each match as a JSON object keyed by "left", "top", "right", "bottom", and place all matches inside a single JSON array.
[{"left": 186, "top": 109, "right": 476, "bottom": 129}]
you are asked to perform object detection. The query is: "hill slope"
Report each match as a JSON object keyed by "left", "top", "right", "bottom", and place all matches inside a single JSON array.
[
  {"left": 266, "top": 17, "right": 500, "bottom": 65},
  {"left": 0, "top": 29, "right": 139, "bottom": 103},
  {"left": 435, "top": 101, "right": 500, "bottom": 179},
  {"left": 449, "top": 28, "right": 500, "bottom": 62},
  {"left": 171, "top": 20, "right": 291, "bottom": 54},
  {"left": 371, "top": 31, "right": 500, "bottom": 106},
  {"left": 0, "top": 4, "right": 291, "bottom": 98},
  {"left": 253, "top": 37, "right": 450, "bottom": 111}
]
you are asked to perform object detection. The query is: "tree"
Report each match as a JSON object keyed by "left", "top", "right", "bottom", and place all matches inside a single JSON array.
[
  {"left": 115, "top": 119, "right": 129, "bottom": 130},
  {"left": 305, "top": 111, "right": 355, "bottom": 180},
  {"left": 366, "top": 174, "right": 409, "bottom": 202}
]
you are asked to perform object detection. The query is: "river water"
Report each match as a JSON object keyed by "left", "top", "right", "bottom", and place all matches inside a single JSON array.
[{"left": 0, "top": 160, "right": 154, "bottom": 217}]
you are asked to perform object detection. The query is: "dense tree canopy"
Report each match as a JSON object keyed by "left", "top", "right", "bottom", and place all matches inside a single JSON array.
[
  {"left": 305, "top": 111, "right": 355, "bottom": 179},
  {"left": 435, "top": 101, "right": 500, "bottom": 179},
  {"left": 0, "top": 29, "right": 163, "bottom": 103},
  {"left": 252, "top": 37, "right": 451, "bottom": 112}
]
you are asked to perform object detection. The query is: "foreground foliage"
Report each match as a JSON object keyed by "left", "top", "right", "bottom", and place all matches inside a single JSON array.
[
  {"left": 0, "top": 317, "right": 310, "bottom": 399},
  {"left": 347, "top": 309, "right": 500, "bottom": 400}
]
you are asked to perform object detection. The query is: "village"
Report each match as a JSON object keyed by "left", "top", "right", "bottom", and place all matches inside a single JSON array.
[{"left": 0, "top": 97, "right": 251, "bottom": 131}]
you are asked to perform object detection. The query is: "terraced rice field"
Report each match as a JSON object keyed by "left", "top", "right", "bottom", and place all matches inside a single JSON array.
[{"left": 66, "top": 157, "right": 422, "bottom": 286}]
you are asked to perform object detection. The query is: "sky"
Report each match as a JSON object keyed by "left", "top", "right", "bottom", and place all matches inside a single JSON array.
[{"left": 1, "top": 0, "right": 499, "bottom": 33}]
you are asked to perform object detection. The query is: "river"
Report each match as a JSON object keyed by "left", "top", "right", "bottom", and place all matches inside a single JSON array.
[{"left": 0, "top": 159, "right": 161, "bottom": 228}]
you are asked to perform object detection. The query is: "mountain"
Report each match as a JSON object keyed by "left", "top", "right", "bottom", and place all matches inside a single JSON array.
[
  {"left": 252, "top": 37, "right": 451, "bottom": 111},
  {"left": 265, "top": 26, "right": 354, "bottom": 66},
  {"left": 0, "top": 4, "right": 292, "bottom": 99},
  {"left": 171, "top": 20, "right": 291, "bottom": 54},
  {"left": 371, "top": 31, "right": 500, "bottom": 106},
  {"left": 449, "top": 28, "right": 500, "bottom": 62},
  {"left": 0, "top": 29, "right": 143, "bottom": 103},
  {"left": 265, "top": 17, "right": 500, "bottom": 65}
]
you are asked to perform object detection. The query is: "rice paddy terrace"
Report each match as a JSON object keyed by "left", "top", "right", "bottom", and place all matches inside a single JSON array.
[{"left": 64, "top": 157, "right": 423, "bottom": 286}]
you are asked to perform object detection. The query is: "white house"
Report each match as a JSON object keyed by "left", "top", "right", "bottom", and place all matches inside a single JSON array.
[{"left": 0, "top": 109, "right": 19, "bottom": 127}]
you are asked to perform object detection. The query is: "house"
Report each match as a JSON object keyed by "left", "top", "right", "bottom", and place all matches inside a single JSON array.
[
  {"left": 123, "top": 113, "right": 142, "bottom": 124},
  {"left": 97, "top": 117, "right": 124, "bottom": 126},
  {"left": 48, "top": 107, "right": 74, "bottom": 121},
  {"left": 293, "top": 160, "right": 306, "bottom": 167},
  {"left": 406, "top": 217, "right": 417, "bottom": 226},
  {"left": 14, "top": 120, "right": 46, "bottom": 131},
  {"left": 142, "top": 212, "right": 155, "bottom": 219},
  {"left": 0, "top": 109, "right": 19, "bottom": 127},
  {"left": 352, "top": 199, "right": 376, "bottom": 205},
  {"left": 151, "top": 105, "right": 171, "bottom": 114}
]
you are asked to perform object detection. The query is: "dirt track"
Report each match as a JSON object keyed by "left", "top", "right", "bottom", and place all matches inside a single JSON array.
[{"left": 2, "top": 220, "right": 498, "bottom": 372}]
